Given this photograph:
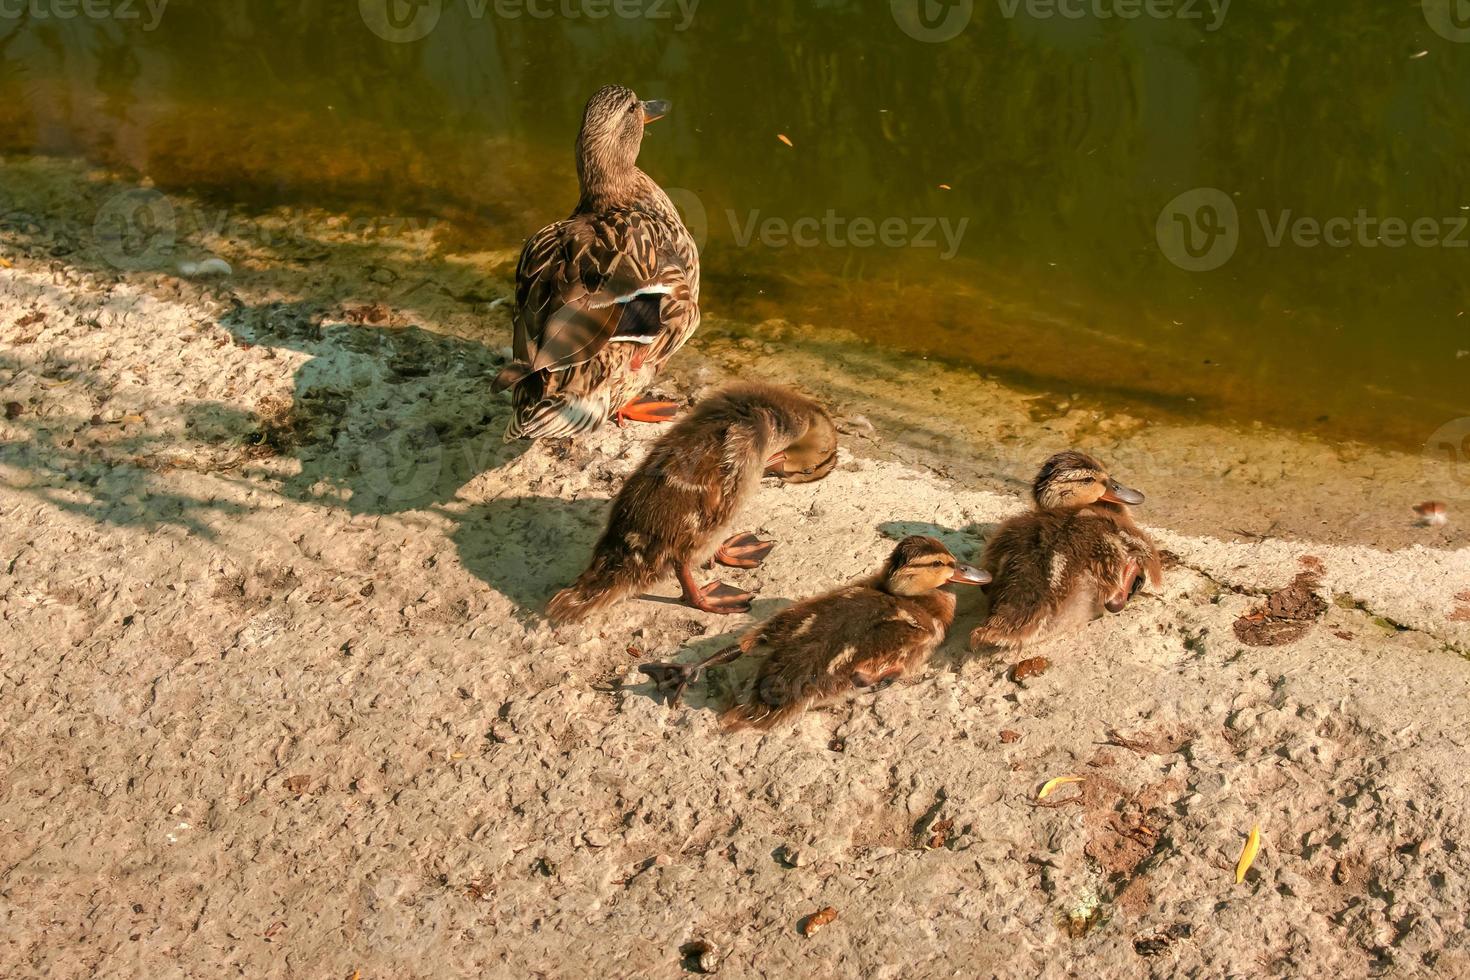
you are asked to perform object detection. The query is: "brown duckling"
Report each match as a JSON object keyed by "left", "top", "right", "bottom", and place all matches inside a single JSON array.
[
  {"left": 970, "top": 451, "right": 1162, "bottom": 651},
  {"left": 641, "top": 536, "right": 990, "bottom": 731},
  {"left": 546, "top": 382, "right": 839, "bottom": 622}
]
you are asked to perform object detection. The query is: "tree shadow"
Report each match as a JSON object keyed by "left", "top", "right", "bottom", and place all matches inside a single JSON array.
[
  {"left": 216, "top": 300, "right": 531, "bottom": 515},
  {"left": 3, "top": 164, "right": 539, "bottom": 529},
  {"left": 0, "top": 351, "right": 251, "bottom": 537}
]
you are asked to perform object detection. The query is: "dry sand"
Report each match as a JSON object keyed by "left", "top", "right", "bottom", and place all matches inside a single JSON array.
[{"left": 2, "top": 158, "right": 1469, "bottom": 978}]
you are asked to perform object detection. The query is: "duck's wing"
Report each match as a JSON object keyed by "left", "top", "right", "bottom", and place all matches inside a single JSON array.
[{"left": 495, "top": 210, "right": 693, "bottom": 391}]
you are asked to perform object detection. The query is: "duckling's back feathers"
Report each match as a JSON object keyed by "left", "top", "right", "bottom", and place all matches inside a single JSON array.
[{"left": 722, "top": 582, "right": 955, "bottom": 730}]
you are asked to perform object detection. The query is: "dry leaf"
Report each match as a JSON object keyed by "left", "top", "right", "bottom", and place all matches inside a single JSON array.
[
  {"left": 926, "top": 818, "right": 954, "bottom": 849},
  {"left": 801, "top": 906, "right": 837, "bottom": 937},
  {"left": 777, "top": 134, "right": 794, "bottom": 147},
  {"left": 284, "top": 774, "right": 312, "bottom": 795},
  {"left": 1011, "top": 657, "right": 1050, "bottom": 682},
  {"left": 999, "top": 729, "right": 1021, "bottom": 744},
  {"left": 1038, "top": 776, "right": 1085, "bottom": 800},
  {"left": 1235, "top": 825, "right": 1261, "bottom": 883}
]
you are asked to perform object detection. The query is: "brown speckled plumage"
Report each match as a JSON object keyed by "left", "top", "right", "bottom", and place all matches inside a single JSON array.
[
  {"left": 971, "top": 451, "right": 1162, "bottom": 651},
  {"left": 641, "top": 536, "right": 989, "bottom": 731},
  {"left": 495, "top": 84, "right": 699, "bottom": 440},
  {"left": 546, "top": 383, "right": 838, "bottom": 622}
]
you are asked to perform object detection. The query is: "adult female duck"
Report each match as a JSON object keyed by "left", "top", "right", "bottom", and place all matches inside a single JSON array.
[{"left": 494, "top": 84, "right": 700, "bottom": 440}]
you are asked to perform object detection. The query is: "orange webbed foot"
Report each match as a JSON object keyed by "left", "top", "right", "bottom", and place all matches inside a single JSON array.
[
  {"left": 713, "top": 532, "right": 775, "bottom": 570},
  {"left": 1104, "top": 560, "right": 1144, "bottom": 613},
  {"left": 614, "top": 396, "right": 680, "bottom": 427}
]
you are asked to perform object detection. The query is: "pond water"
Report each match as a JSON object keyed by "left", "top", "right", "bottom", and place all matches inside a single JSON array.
[{"left": 2, "top": 0, "right": 1468, "bottom": 450}]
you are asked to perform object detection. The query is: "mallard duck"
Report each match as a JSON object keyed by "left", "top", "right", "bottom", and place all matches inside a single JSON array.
[
  {"left": 493, "top": 84, "right": 700, "bottom": 440},
  {"left": 546, "top": 382, "right": 839, "bottom": 622},
  {"left": 640, "top": 536, "right": 990, "bottom": 731},
  {"left": 970, "top": 451, "right": 1162, "bottom": 651}
]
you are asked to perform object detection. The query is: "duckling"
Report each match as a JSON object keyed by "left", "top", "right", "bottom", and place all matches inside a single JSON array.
[
  {"left": 970, "top": 451, "right": 1162, "bottom": 651},
  {"left": 546, "top": 382, "right": 839, "bottom": 622},
  {"left": 640, "top": 536, "right": 990, "bottom": 731},
  {"left": 493, "top": 84, "right": 700, "bottom": 440}
]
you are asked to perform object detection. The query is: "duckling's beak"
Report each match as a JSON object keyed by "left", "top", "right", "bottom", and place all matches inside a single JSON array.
[
  {"left": 641, "top": 100, "right": 671, "bottom": 125},
  {"left": 1101, "top": 479, "right": 1145, "bottom": 506},
  {"left": 763, "top": 451, "right": 787, "bottom": 477},
  {"left": 949, "top": 564, "right": 991, "bottom": 586}
]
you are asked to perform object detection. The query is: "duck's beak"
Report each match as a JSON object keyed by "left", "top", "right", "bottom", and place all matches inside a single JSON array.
[
  {"left": 641, "top": 100, "right": 671, "bottom": 125},
  {"left": 949, "top": 563, "right": 992, "bottom": 586},
  {"left": 763, "top": 451, "right": 787, "bottom": 477},
  {"left": 1101, "top": 479, "right": 1145, "bottom": 506}
]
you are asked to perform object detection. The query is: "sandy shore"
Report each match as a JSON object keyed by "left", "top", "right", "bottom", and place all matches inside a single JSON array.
[{"left": 2, "top": 158, "right": 1469, "bottom": 978}]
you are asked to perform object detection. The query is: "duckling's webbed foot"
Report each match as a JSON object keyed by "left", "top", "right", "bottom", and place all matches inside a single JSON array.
[
  {"left": 640, "top": 643, "right": 745, "bottom": 706},
  {"left": 713, "top": 532, "right": 775, "bottom": 569},
  {"left": 677, "top": 563, "right": 755, "bottom": 615},
  {"left": 1104, "top": 560, "right": 1144, "bottom": 614},
  {"left": 614, "top": 396, "right": 680, "bottom": 427},
  {"left": 639, "top": 661, "right": 699, "bottom": 704}
]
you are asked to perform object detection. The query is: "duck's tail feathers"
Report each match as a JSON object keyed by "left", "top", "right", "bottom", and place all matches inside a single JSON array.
[
  {"left": 506, "top": 393, "right": 607, "bottom": 442},
  {"left": 492, "top": 361, "right": 533, "bottom": 393},
  {"left": 546, "top": 546, "right": 659, "bottom": 624}
]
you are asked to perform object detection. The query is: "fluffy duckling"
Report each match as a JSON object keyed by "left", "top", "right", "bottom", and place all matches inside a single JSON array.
[
  {"left": 494, "top": 84, "right": 700, "bottom": 440},
  {"left": 641, "top": 536, "right": 990, "bottom": 731},
  {"left": 546, "top": 382, "right": 838, "bottom": 621},
  {"left": 970, "top": 451, "right": 1162, "bottom": 651}
]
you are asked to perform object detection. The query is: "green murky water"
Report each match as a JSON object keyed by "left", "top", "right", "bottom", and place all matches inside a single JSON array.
[{"left": 2, "top": 0, "right": 1468, "bottom": 449}]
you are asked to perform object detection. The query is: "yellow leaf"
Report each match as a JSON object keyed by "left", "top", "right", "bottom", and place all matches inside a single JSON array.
[
  {"left": 0, "top": 257, "right": 13, "bottom": 268},
  {"left": 1235, "top": 825, "right": 1261, "bottom": 883},
  {"left": 777, "top": 134, "right": 794, "bottom": 147},
  {"left": 938, "top": 183, "right": 952, "bottom": 190},
  {"left": 1037, "top": 776, "right": 1084, "bottom": 800}
]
